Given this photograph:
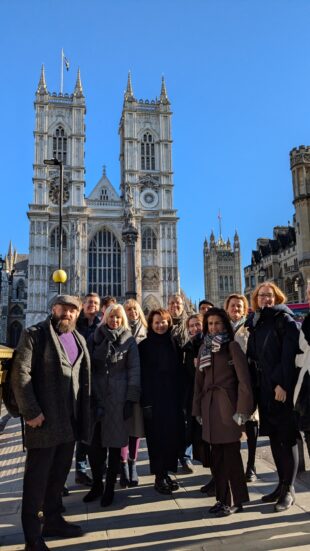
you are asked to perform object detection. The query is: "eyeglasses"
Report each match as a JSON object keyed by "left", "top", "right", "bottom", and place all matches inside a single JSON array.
[{"left": 258, "top": 293, "right": 274, "bottom": 298}]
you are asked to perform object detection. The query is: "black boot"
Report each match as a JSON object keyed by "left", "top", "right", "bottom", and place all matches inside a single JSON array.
[
  {"left": 24, "top": 538, "right": 50, "bottom": 551},
  {"left": 83, "top": 482, "right": 103, "bottom": 503},
  {"left": 274, "top": 484, "right": 295, "bottom": 512},
  {"left": 119, "top": 461, "right": 130, "bottom": 487},
  {"left": 154, "top": 475, "right": 171, "bottom": 495},
  {"left": 200, "top": 477, "right": 216, "bottom": 496},
  {"left": 261, "top": 482, "right": 283, "bottom": 503},
  {"left": 42, "top": 515, "right": 83, "bottom": 538},
  {"left": 128, "top": 459, "right": 139, "bottom": 487},
  {"left": 101, "top": 471, "right": 115, "bottom": 507}
]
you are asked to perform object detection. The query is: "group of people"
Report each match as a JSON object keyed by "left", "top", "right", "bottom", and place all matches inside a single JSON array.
[{"left": 8, "top": 280, "right": 310, "bottom": 551}]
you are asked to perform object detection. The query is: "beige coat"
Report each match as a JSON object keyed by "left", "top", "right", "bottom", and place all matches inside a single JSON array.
[
  {"left": 234, "top": 322, "right": 259, "bottom": 422},
  {"left": 192, "top": 341, "right": 253, "bottom": 444}
]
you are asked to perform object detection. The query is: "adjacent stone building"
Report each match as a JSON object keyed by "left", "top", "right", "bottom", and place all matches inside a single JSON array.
[
  {"left": 244, "top": 145, "right": 310, "bottom": 303},
  {"left": 203, "top": 230, "right": 242, "bottom": 307},
  {"left": 26, "top": 68, "right": 180, "bottom": 325},
  {"left": 0, "top": 243, "right": 28, "bottom": 346}
]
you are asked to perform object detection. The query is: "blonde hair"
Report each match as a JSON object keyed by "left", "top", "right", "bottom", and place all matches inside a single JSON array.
[
  {"left": 224, "top": 294, "right": 249, "bottom": 317},
  {"left": 251, "top": 281, "right": 286, "bottom": 311},
  {"left": 102, "top": 303, "right": 129, "bottom": 330},
  {"left": 123, "top": 298, "right": 147, "bottom": 328}
]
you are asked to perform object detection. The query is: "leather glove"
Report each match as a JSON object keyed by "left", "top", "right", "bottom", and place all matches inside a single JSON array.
[
  {"left": 143, "top": 405, "right": 153, "bottom": 421},
  {"left": 123, "top": 400, "right": 134, "bottom": 421}
]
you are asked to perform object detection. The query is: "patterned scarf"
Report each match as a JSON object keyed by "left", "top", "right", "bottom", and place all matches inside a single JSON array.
[
  {"left": 199, "top": 332, "right": 231, "bottom": 371},
  {"left": 230, "top": 316, "right": 246, "bottom": 334}
]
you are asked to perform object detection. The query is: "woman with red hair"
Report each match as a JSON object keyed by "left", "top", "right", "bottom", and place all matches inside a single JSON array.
[{"left": 246, "top": 282, "right": 300, "bottom": 512}]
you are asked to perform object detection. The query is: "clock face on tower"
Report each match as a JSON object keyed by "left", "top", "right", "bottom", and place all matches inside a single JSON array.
[
  {"left": 49, "top": 180, "right": 70, "bottom": 205},
  {"left": 140, "top": 188, "right": 158, "bottom": 209}
]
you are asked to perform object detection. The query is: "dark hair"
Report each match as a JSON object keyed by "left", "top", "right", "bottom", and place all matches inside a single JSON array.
[
  {"left": 199, "top": 299, "right": 214, "bottom": 309},
  {"left": 202, "top": 307, "right": 234, "bottom": 340},
  {"left": 101, "top": 295, "right": 116, "bottom": 307},
  {"left": 147, "top": 308, "right": 172, "bottom": 331},
  {"left": 84, "top": 292, "right": 100, "bottom": 302}
]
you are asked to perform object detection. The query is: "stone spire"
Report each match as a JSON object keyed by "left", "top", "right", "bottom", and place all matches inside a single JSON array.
[
  {"left": 5, "top": 241, "right": 14, "bottom": 272},
  {"left": 160, "top": 76, "right": 170, "bottom": 104},
  {"left": 37, "top": 64, "right": 47, "bottom": 94},
  {"left": 73, "top": 68, "right": 83, "bottom": 97},
  {"left": 234, "top": 230, "right": 240, "bottom": 251},
  {"left": 124, "top": 71, "right": 135, "bottom": 102}
]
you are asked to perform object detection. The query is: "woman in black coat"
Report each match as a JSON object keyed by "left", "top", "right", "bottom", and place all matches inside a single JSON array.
[
  {"left": 246, "top": 282, "right": 300, "bottom": 512},
  {"left": 294, "top": 281, "right": 310, "bottom": 455},
  {"left": 139, "top": 308, "right": 184, "bottom": 495}
]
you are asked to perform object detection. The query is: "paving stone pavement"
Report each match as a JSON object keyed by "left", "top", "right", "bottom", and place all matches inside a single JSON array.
[{"left": 1, "top": 416, "right": 310, "bottom": 551}]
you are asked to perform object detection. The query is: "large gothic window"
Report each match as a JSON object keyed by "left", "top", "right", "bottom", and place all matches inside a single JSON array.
[
  {"left": 88, "top": 229, "right": 122, "bottom": 298},
  {"left": 53, "top": 126, "right": 67, "bottom": 164},
  {"left": 142, "top": 227, "right": 157, "bottom": 250},
  {"left": 141, "top": 132, "right": 155, "bottom": 171},
  {"left": 50, "top": 227, "right": 67, "bottom": 250}
]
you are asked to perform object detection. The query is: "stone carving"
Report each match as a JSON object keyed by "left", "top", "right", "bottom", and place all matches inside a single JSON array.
[
  {"left": 123, "top": 183, "right": 136, "bottom": 229},
  {"left": 142, "top": 267, "right": 159, "bottom": 290}
]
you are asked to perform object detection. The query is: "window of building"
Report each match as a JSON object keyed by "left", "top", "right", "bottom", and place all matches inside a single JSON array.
[
  {"left": 142, "top": 227, "right": 157, "bottom": 250},
  {"left": 16, "top": 280, "right": 25, "bottom": 300},
  {"left": 53, "top": 126, "right": 67, "bottom": 164},
  {"left": 229, "top": 276, "right": 233, "bottom": 290},
  {"left": 141, "top": 132, "right": 155, "bottom": 171},
  {"left": 88, "top": 229, "right": 122, "bottom": 298},
  {"left": 100, "top": 188, "right": 109, "bottom": 201},
  {"left": 224, "top": 276, "right": 229, "bottom": 291},
  {"left": 219, "top": 276, "right": 223, "bottom": 290},
  {"left": 50, "top": 227, "right": 67, "bottom": 249}
]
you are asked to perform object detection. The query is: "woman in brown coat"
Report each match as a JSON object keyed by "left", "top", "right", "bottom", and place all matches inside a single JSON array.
[{"left": 192, "top": 307, "right": 253, "bottom": 517}]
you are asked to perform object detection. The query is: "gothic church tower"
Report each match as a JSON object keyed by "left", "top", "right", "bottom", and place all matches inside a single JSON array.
[
  {"left": 119, "top": 73, "right": 179, "bottom": 311},
  {"left": 26, "top": 69, "right": 180, "bottom": 324},
  {"left": 27, "top": 66, "right": 87, "bottom": 325}
]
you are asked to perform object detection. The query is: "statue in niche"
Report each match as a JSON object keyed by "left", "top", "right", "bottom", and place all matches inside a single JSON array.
[
  {"left": 142, "top": 267, "right": 159, "bottom": 290},
  {"left": 123, "top": 183, "right": 135, "bottom": 228}
]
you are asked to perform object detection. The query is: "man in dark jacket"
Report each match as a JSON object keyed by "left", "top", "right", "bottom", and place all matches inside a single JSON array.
[
  {"left": 11, "top": 295, "right": 91, "bottom": 551},
  {"left": 168, "top": 294, "right": 191, "bottom": 473},
  {"left": 75, "top": 292, "right": 101, "bottom": 486}
]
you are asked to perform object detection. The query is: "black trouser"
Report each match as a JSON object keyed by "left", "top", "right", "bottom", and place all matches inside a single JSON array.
[
  {"left": 75, "top": 441, "right": 89, "bottom": 474},
  {"left": 87, "top": 422, "right": 120, "bottom": 485},
  {"left": 22, "top": 440, "right": 75, "bottom": 544},
  {"left": 269, "top": 431, "right": 298, "bottom": 486},
  {"left": 211, "top": 442, "right": 249, "bottom": 507},
  {"left": 245, "top": 420, "right": 258, "bottom": 468}
]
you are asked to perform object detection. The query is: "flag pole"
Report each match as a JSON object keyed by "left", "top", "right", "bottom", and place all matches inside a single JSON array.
[{"left": 60, "top": 48, "right": 64, "bottom": 94}]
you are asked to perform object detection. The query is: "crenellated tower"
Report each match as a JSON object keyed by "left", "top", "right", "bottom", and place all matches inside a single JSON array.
[
  {"left": 204, "top": 227, "right": 242, "bottom": 306},
  {"left": 290, "top": 146, "right": 310, "bottom": 293}
]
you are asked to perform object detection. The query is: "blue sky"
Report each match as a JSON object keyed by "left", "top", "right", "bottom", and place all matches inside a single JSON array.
[{"left": 1, "top": 0, "right": 310, "bottom": 303}]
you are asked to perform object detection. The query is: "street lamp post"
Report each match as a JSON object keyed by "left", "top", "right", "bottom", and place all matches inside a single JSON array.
[{"left": 44, "top": 158, "right": 64, "bottom": 293}]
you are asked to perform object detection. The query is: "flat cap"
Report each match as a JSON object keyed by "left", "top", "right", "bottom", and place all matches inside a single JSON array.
[{"left": 52, "top": 294, "right": 81, "bottom": 309}]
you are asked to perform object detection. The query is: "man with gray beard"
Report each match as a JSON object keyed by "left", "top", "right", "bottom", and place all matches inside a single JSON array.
[{"left": 11, "top": 295, "right": 91, "bottom": 551}]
